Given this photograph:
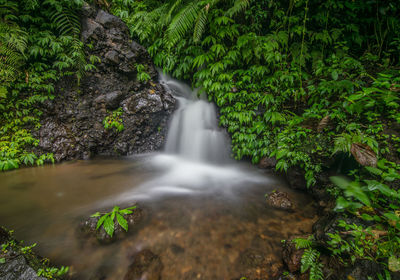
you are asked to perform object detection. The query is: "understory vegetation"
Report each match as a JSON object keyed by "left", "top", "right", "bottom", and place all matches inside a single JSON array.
[
  {"left": 105, "top": 0, "right": 400, "bottom": 277},
  {"left": 0, "top": 0, "right": 96, "bottom": 171},
  {"left": 1, "top": 0, "right": 399, "bottom": 278}
]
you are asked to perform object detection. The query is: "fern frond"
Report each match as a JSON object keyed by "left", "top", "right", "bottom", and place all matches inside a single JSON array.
[
  {"left": 226, "top": 0, "right": 250, "bottom": 17},
  {"left": 25, "top": 0, "right": 39, "bottom": 10},
  {"left": 0, "top": 2, "right": 18, "bottom": 20},
  {"left": 0, "top": 22, "right": 28, "bottom": 55},
  {"left": 0, "top": 21, "right": 27, "bottom": 83},
  {"left": 293, "top": 236, "right": 313, "bottom": 249},
  {"left": 50, "top": 7, "right": 86, "bottom": 83},
  {"left": 50, "top": 8, "right": 81, "bottom": 37},
  {"left": 193, "top": 6, "right": 208, "bottom": 43},
  {"left": 301, "top": 248, "right": 318, "bottom": 273},
  {"left": 130, "top": 4, "right": 169, "bottom": 43},
  {"left": 166, "top": 0, "right": 201, "bottom": 47},
  {"left": 309, "top": 262, "right": 324, "bottom": 280},
  {"left": 166, "top": 0, "right": 184, "bottom": 23}
]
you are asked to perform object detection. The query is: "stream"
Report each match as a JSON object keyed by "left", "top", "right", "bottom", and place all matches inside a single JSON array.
[{"left": 0, "top": 74, "right": 317, "bottom": 279}]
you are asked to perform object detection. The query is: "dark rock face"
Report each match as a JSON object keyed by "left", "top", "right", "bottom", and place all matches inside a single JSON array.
[
  {"left": 0, "top": 228, "right": 47, "bottom": 280},
  {"left": 34, "top": 5, "right": 175, "bottom": 162},
  {"left": 258, "top": 157, "right": 277, "bottom": 169},
  {"left": 286, "top": 167, "right": 307, "bottom": 191},
  {"left": 266, "top": 190, "right": 295, "bottom": 211},
  {"left": 124, "top": 249, "right": 163, "bottom": 280},
  {"left": 0, "top": 255, "right": 47, "bottom": 280}
]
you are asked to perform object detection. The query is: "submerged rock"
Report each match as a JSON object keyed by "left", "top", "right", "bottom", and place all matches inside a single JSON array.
[
  {"left": 266, "top": 190, "right": 295, "bottom": 211},
  {"left": 79, "top": 206, "right": 144, "bottom": 244},
  {"left": 34, "top": 5, "right": 175, "bottom": 162},
  {"left": 237, "top": 248, "right": 282, "bottom": 279},
  {"left": 124, "top": 249, "right": 163, "bottom": 280}
]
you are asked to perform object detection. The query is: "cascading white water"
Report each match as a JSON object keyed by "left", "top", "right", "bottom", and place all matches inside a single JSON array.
[
  {"left": 109, "top": 72, "right": 270, "bottom": 201},
  {"left": 160, "top": 73, "right": 231, "bottom": 163}
]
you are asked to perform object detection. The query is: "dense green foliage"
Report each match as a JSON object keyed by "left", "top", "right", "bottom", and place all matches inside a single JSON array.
[
  {"left": 107, "top": 0, "right": 400, "bottom": 277},
  {"left": 0, "top": 0, "right": 97, "bottom": 171},
  {"left": 1, "top": 0, "right": 399, "bottom": 278},
  {"left": 109, "top": 0, "right": 400, "bottom": 185}
]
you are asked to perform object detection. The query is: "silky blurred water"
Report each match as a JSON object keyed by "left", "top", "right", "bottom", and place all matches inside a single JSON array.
[{"left": 0, "top": 75, "right": 318, "bottom": 279}]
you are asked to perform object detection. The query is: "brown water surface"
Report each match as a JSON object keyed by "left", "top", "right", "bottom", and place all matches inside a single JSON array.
[{"left": 0, "top": 155, "right": 317, "bottom": 279}]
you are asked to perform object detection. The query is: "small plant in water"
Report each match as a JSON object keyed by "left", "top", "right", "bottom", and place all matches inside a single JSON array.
[{"left": 91, "top": 206, "right": 137, "bottom": 237}]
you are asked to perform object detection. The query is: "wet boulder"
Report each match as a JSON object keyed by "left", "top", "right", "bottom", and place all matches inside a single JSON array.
[
  {"left": 79, "top": 206, "right": 144, "bottom": 244},
  {"left": 286, "top": 167, "right": 307, "bottom": 191},
  {"left": 124, "top": 249, "right": 163, "bottom": 280},
  {"left": 0, "top": 255, "right": 47, "bottom": 280},
  {"left": 258, "top": 157, "right": 277, "bottom": 169},
  {"left": 266, "top": 190, "right": 295, "bottom": 211}
]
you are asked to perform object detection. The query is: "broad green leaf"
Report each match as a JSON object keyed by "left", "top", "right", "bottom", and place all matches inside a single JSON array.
[
  {"left": 365, "top": 180, "right": 400, "bottom": 198},
  {"left": 91, "top": 212, "right": 101, "bottom": 218},
  {"left": 330, "top": 176, "right": 350, "bottom": 189},
  {"left": 119, "top": 209, "right": 133, "bottom": 215},
  {"left": 0, "top": 258, "right": 5, "bottom": 264},
  {"left": 345, "top": 183, "right": 371, "bottom": 206},
  {"left": 334, "top": 196, "right": 349, "bottom": 211},
  {"left": 103, "top": 216, "right": 115, "bottom": 237},
  {"left": 96, "top": 214, "right": 108, "bottom": 230},
  {"left": 116, "top": 213, "right": 128, "bottom": 232}
]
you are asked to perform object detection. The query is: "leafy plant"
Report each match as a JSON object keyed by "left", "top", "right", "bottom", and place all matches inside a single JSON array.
[
  {"left": 103, "top": 108, "right": 124, "bottom": 132},
  {"left": 136, "top": 63, "right": 151, "bottom": 82},
  {"left": 91, "top": 205, "right": 137, "bottom": 237},
  {"left": 0, "top": 0, "right": 96, "bottom": 172},
  {"left": 37, "top": 266, "right": 69, "bottom": 279},
  {"left": 293, "top": 236, "right": 324, "bottom": 280}
]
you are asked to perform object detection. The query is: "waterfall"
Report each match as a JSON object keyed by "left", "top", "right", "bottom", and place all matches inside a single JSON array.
[
  {"left": 110, "top": 72, "right": 267, "bottom": 201},
  {"left": 160, "top": 73, "right": 231, "bottom": 164}
]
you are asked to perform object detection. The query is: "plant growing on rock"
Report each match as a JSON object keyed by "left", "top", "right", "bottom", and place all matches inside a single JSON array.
[
  {"left": 37, "top": 266, "right": 69, "bottom": 279},
  {"left": 91, "top": 205, "right": 137, "bottom": 237},
  {"left": 136, "top": 63, "right": 151, "bottom": 82},
  {"left": 103, "top": 108, "right": 124, "bottom": 132}
]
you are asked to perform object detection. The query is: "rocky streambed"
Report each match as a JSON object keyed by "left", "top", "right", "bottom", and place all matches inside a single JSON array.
[{"left": 0, "top": 158, "right": 318, "bottom": 280}]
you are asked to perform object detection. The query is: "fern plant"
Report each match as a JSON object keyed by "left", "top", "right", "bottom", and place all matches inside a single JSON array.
[
  {"left": 0, "top": 21, "right": 28, "bottom": 85},
  {"left": 293, "top": 236, "right": 325, "bottom": 280},
  {"left": 50, "top": 5, "right": 87, "bottom": 83}
]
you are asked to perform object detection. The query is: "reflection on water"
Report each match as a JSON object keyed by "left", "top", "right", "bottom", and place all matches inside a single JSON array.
[{"left": 0, "top": 157, "right": 317, "bottom": 279}]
